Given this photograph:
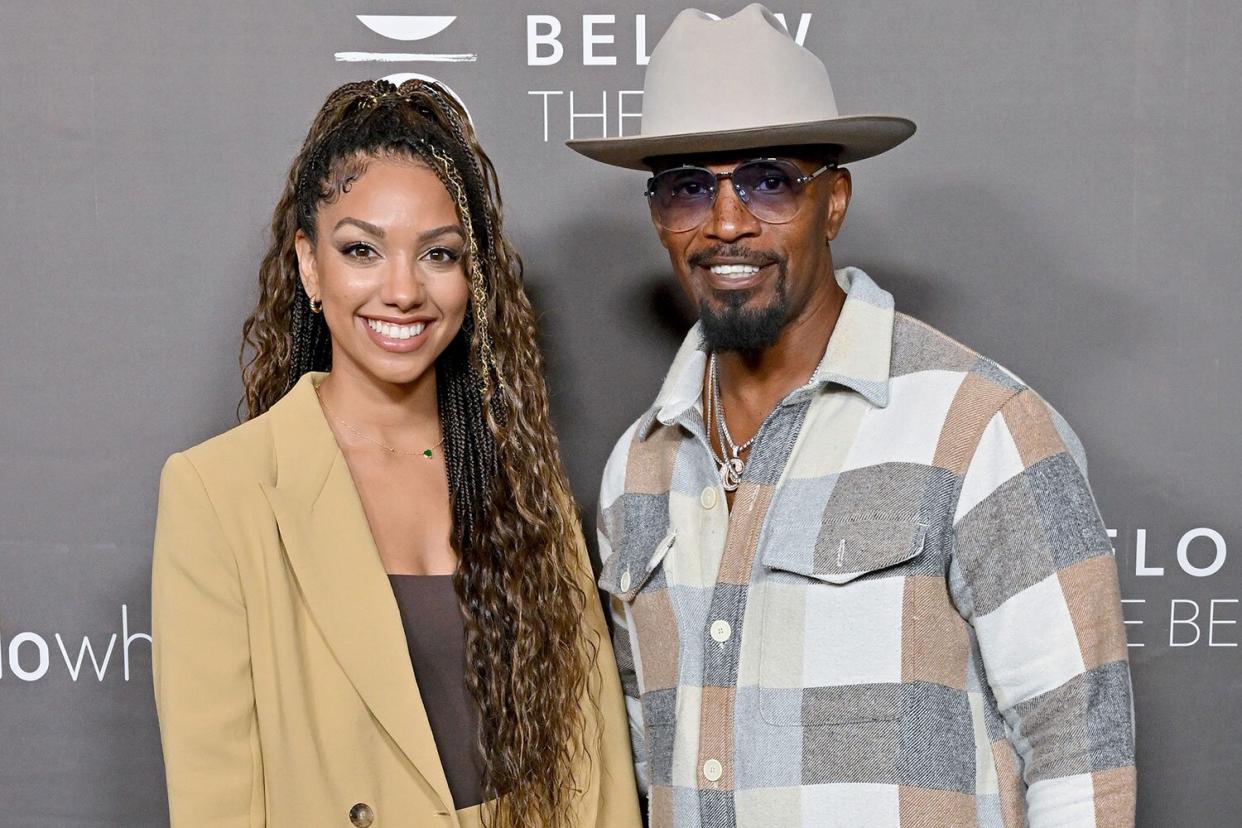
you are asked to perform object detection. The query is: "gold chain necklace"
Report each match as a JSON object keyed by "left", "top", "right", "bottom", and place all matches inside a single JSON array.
[{"left": 314, "top": 385, "right": 445, "bottom": 459}]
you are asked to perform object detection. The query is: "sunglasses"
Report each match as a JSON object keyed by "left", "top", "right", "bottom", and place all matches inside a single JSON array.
[{"left": 645, "top": 158, "right": 834, "bottom": 233}]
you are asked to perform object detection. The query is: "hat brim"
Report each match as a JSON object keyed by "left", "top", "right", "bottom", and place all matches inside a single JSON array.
[{"left": 566, "top": 115, "right": 916, "bottom": 171}]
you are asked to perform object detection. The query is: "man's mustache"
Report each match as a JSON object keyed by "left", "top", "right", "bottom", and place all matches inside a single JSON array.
[{"left": 688, "top": 245, "right": 784, "bottom": 269}]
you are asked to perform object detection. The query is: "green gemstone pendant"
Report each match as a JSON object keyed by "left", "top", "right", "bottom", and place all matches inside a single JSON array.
[{"left": 423, "top": 448, "right": 434, "bottom": 459}]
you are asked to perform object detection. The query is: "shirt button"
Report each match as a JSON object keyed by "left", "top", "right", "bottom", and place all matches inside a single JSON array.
[
  {"left": 619, "top": 569, "right": 632, "bottom": 592},
  {"left": 349, "top": 803, "right": 375, "bottom": 827},
  {"left": 700, "top": 486, "right": 719, "bottom": 509},
  {"left": 709, "top": 619, "right": 732, "bottom": 643},
  {"left": 702, "top": 758, "right": 723, "bottom": 782}
]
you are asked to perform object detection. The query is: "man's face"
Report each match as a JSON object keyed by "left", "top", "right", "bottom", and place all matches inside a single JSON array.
[{"left": 648, "top": 149, "right": 851, "bottom": 353}]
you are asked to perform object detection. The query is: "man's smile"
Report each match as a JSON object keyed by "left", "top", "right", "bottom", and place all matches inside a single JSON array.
[
  {"left": 691, "top": 251, "right": 782, "bottom": 292},
  {"left": 699, "top": 261, "right": 775, "bottom": 292}
]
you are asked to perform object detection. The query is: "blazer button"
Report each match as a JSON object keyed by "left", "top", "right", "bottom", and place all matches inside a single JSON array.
[{"left": 349, "top": 802, "right": 375, "bottom": 827}]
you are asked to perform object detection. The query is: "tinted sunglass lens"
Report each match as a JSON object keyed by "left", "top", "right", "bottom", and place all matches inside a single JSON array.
[
  {"left": 734, "top": 160, "right": 803, "bottom": 222},
  {"left": 651, "top": 168, "right": 716, "bottom": 231}
]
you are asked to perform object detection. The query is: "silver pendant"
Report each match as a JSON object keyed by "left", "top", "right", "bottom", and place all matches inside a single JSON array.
[{"left": 719, "top": 456, "right": 745, "bottom": 492}]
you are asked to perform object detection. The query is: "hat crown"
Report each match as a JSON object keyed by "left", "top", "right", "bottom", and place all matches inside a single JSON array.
[
  {"left": 642, "top": 3, "right": 839, "bottom": 140},
  {"left": 564, "top": 1, "right": 915, "bottom": 170}
]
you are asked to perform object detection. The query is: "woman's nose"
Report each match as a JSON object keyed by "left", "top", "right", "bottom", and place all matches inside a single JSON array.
[{"left": 379, "top": 256, "right": 427, "bottom": 309}]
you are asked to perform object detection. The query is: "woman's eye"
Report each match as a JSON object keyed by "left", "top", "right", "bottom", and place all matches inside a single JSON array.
[
  {"left": 424, "top": 246, "right": 462, "bottom": 263},
  {"left": 340, "top": 243, "right": 376, "bottom": 260}
]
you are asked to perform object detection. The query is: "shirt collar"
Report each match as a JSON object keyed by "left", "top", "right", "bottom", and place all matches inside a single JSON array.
[{"left": 639, "top": 266, "right": 894, "bottom": 440}]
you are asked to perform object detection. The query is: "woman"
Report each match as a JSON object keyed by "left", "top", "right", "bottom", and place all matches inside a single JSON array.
[{"left": 151, "top": 79, "right": 641, "bottom": 828}]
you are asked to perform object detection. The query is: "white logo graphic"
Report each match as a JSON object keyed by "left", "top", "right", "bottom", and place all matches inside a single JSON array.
[
  {"left": 357, "top": 14, "right": 455, "bottom": 41},
  {"left": 336, "top": 14, "right": 477, "bottom": 64},
  {"left": 0, "top": 604, "right": 149, "bottom": 683},
  {"left": 1112, "top": 526, "right": 1238, "bottom": 649},
  {"left": 335, "top": 14, "right": 474, "bottom": 121}
]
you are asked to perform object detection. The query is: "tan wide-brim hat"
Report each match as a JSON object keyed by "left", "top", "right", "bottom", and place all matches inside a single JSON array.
[{"left": 567, "top": 3, "right": 916, "bottom": 171}]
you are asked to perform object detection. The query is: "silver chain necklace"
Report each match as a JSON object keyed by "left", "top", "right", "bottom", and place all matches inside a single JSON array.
[{"left": 708, "top": 352, "right": 757, "bottom": 492}]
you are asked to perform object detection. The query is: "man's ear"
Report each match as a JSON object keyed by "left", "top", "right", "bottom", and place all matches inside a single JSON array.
[
  {"left": 294, "top": 229, "right": 320, "bottom": 301},
  {"left": 825, "top": 167, "right": 852, "bottom": 242}
]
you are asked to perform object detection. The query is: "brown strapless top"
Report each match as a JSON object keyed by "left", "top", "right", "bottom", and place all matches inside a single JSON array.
[{"left": 387, "top": 574, "right": 485, "bottom": 809}]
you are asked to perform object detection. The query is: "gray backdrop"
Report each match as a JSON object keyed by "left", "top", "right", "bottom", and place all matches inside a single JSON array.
[{"left": 1, "top": 1, "right": 1237, "bottom": 825}]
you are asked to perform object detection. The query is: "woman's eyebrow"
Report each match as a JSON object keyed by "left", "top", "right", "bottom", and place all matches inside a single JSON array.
[
  {"left": 333, "top": 217, "right": 385, "bottom": 238},
  {"left": 419, "top": 224, "right": 465, "bottom": 242},
  {"left": 331, "top": 219, "right": 464, "bottom": 242}
]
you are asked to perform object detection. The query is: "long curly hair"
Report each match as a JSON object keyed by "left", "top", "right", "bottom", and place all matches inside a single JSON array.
[{"left": 239, "top": 79, "right": 596, "bottom": 826}]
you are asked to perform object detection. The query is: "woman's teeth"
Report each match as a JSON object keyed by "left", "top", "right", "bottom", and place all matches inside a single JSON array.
[
  {"left": 367, "top": 319, "right": 426, "bottom": 340},
  {"left": 710, "top": 264, "right": 762, "bottom": 276}
]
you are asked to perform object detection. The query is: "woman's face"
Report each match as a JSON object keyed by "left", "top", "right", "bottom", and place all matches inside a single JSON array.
[{"left": 294, "top": 154, "right": 470, "bottom": 389}]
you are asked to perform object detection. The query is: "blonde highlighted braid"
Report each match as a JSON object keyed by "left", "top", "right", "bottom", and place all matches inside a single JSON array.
[{"left": 419, "top": 138, "right": 496, "bottom": 398}]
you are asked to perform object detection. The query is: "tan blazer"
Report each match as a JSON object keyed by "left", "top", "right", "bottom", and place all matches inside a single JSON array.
[{"left": 152, "top": 371, "right": 641, "bottom": 828}]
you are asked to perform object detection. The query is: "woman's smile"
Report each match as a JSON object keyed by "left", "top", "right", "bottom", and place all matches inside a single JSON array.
[{"left": 359, "top": 314, "right": 435, "bottom": 352}]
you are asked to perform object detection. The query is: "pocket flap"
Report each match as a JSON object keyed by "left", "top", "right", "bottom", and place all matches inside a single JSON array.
[
  {"left": 763, "top": 519, "right": 927, "bottom": 585},
  {"left": 599, "top": 529, "right": 676, "bottom": 602}
]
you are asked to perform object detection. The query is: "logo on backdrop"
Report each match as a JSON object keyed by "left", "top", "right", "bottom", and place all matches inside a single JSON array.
[
  {"left": 335, "top": 14, "right": 474, "bottom": 119},
  {"left": 333, "top": 9, "right": 813, "bottom": 142},
  {"left": 0, "top": 605, "right": 149, "bottom": 683},
  {"left": 336, "top": 15, "right": 477, "bottom": 65},
  {"left": 1114, "top": 527, "right": 1238, "bottom": 650},
  {"left": 524, "top": 11, "right": 812, "bottom": 142}
]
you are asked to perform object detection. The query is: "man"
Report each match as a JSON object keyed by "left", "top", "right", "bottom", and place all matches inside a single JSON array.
[{"left": 568, "top": 4, "right": 1136, "bottom": 827}]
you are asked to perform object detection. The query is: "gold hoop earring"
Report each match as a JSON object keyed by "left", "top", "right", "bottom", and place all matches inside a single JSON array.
[{"left": 309, "top": 296, "right": 323, "bottom": 314}]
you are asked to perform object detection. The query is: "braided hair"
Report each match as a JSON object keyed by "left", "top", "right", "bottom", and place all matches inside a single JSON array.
[{"left": 239, "top": 80, "right": 595, "bottom": 827}]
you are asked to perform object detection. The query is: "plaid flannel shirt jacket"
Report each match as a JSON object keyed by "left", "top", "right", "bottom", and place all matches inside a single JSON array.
[{"left": 596, "top": 267, "right": 1136, "bottom": 828}]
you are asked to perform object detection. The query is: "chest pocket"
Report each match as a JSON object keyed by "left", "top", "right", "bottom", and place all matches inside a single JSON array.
[{"left": 758, "top": 518, "right": 928, "bottom": 726}]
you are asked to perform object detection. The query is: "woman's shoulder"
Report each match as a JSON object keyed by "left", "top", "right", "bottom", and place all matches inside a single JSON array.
[
  {"left": 166, "top": 374, "right": 321, "bottom": 498},
  {"left": 171, "top": 407, "right": 279, "bottom": 493}
]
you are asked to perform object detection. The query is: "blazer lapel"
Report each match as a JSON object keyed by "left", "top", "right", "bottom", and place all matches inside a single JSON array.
[{"left": 259, "top": 372, "right": 456, "bottom": 814}]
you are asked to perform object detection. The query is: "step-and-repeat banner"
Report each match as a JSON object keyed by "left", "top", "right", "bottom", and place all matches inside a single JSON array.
[{"left": 0, "top": 2, "right": 1236, "bottom": 824}]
